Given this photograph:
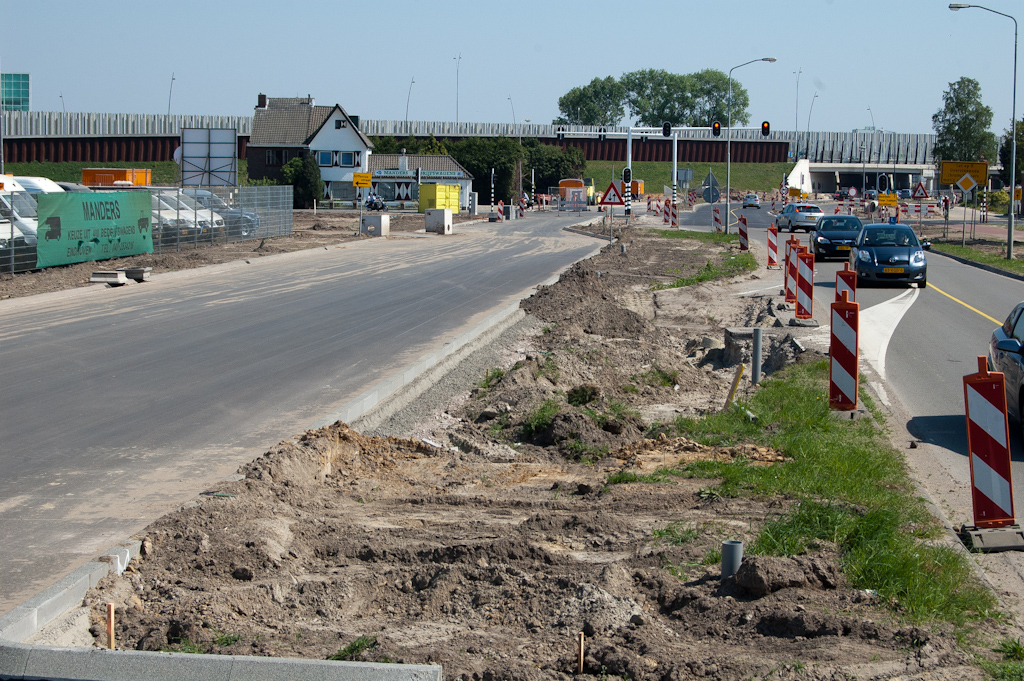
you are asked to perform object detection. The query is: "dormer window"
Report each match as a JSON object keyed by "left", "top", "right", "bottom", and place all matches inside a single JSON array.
[{"left": 335, "top": 119, "right": 343, "bottom": 129}]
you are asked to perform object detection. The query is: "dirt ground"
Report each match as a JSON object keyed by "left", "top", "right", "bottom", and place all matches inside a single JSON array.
[{"left": 19, "top": 211, "right": 1010, "bottom": 679}]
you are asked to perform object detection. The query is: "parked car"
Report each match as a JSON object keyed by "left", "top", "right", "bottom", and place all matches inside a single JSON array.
[
  {"left": 811, "top": 215, "right": 863, "bottom": 260},
  {"left": 775, "top": 203, "right": 825, "bottom": 232},
  {"left": 156, "top": 191, "right": 226, "bottom": 241},
  {"left": 742, "top": 194, "right": 760, "bottom": 209},
  {"left": 150, "top": 194, "right": 197, "bottom": 244},
  {"left": 56, "top": 182, "right": 92, "bottom": 193},
  {"left": 848, "top": 224, "right": 929, "bottom": 287},
  {"left": 989, "top": 301, "right": 1024, "bottom": 438},
  {"left": 180, "top": 189, "right": 260, "bottom": 239},
  {"left": 13, "top": 176, "right": 65, "bottom": 195},
  {"left": 833, "top": 188, "right": 852, "bottom": 201},
  {"left": 896, "top": 189, "right": 912, "bottom": 200},
  {"left": 865, "top": 190, "right": 878, "bottom": 200}
]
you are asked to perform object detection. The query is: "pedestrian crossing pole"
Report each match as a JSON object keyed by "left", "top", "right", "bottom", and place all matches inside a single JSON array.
[
  {"left": 671, "top": 130, "right": 678, "bottom": 229},
  {"left": 490, "top": 168, "right": 494, "bottom": 215}
]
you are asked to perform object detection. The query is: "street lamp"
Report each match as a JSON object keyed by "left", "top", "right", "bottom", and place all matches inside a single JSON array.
[
  {"left": 508, "top": 95, "right": 517, "bottom": 140},
  {"left": 806, "top": 92, "right": 818, "bottom": 160},
  {"left": 405, "top": 77, "right": 415, "bottom": 135},
  {"left": 727, "top": 57, "right": 777, "bottom": 234},
  {"left": 860, "top": 144, "right": 866, "bottom": 195},
  {"left": 793, "top": 67, "right": 801, "bottom": 140},
  {"left": 59, "top": 92, "right": 65, "bottom": 114},
  {"left": 167, "top": 73, "right": 175, "bottom": 117},
  {"left": 950, "top": 3, "right": 1018, "bottom": 259},
  {"left": 867, "top": 105, "right": 875, "bottom": 129},
  {"left": 454, "top": 54, "right": 462, "bottom": 127}
]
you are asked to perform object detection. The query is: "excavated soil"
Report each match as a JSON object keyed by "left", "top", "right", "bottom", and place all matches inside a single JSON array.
[{"left": 54, "top": 218, "right": 999, "bottom": 679}]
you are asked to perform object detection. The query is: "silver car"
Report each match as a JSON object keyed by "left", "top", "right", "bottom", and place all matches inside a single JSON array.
[
  {"left": 776, "top": 203, "right": 825, "bottom": 232},
  {"left": 990, "top": 300, "right": 1024, "bottom": 439}
]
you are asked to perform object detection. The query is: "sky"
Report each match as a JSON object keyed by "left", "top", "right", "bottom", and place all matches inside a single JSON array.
[{"left": 3, "top": 0, "right": 1022, "bottom": 137}]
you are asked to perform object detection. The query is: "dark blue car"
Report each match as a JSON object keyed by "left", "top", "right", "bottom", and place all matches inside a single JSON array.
[
  {"left": 848, "top": 224, "right": 929, "bottom": 288},
  {"left": 812, "top": 215, "right": 862, "bottom": 260}
]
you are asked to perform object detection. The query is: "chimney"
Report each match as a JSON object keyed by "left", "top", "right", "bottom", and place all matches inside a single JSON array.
[
  {"left": 257, "top": 93, "right": 267, "bottom": 108},
  {"left": 398, "top": 150, "right": 408, "bottom": 172}
]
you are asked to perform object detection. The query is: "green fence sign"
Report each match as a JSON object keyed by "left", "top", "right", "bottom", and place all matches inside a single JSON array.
[{"left": 35, "top": 192, "right": 153, "bottom": 268}]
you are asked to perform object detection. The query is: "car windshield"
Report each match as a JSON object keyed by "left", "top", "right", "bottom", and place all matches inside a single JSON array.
[
  {"left": 3, "top": 192, "right": 38, "bottom": 218},
  {"left": 861, "top": 227, "right": 919, "bottom": 247},
  {"left": 817, "top": 217, "right": 862, "bottom": 232},
  {"left": 745, "top": 195, "right": 757, "bottom": 199},
  {"left": 796, "top": 205, "right": 821, "bottom": 213},
  {"left": 160, "top": 193, "right": 204, "bottom": 211}
]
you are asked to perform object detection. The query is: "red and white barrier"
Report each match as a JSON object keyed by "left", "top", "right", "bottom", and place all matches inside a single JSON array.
[
  {"left": 518, "top": 197, "right": 526, "bottom": 218},
  {"left": 836, "top": 262, "right": 856, "bottom": 303},
  {"left": 796, "top": 251, "right": 814, "bottom": 319},
  {"left": 738, "top": 215, "right": 748, "bottom": 251},
  {"left": 767, "top": 223, "right": 778, "bottom": 268},
  {"left": 496, "top": 200, "right": 504, "bottom": 222},
  {"left": 663, "top": 199, "right": 670, "bottom": 224},
  {"left": 784, "top": 238, "right": 800, "bottom": 304},
  {"left": 771, "top": 199, "right": 776, "bottom": 212},
  {"left": 713, "top": 207, "right": 723, "bottom": 232},
  {"left": 829, "top": 290, "right": 859, "bottom": 410},
  {"left": 964, "top": 356, "right": 1016, "bottom": 528},
  {"left": 647, "top": 196, "right": 652, "bottom": 213},
  {"left": 670, "top": 201, "right": 678, "bottom": 228}
]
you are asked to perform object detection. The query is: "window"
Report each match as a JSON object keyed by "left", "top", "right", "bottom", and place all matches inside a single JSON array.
[
  {"left": 335, "top": 120, "right": 343, "bottom": 129},
  {"left": 339, "top": 152, "right": 355, "bottom": 167},
  {"left": 265, "top": 150, "right": 281, "bottom": 166},
  {"left": 317, "top": 151, "right": 333, "bottom": 166}
]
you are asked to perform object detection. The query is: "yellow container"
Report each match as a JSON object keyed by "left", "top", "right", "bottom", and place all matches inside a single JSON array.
[
  {"left": 82, "top": 168, "right": 152, "bottom": 187},
  {"left": 418, "top": 183, "right": 460, "bottom": 213}
]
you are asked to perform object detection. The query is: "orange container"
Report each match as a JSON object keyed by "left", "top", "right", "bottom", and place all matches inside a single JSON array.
[{"left": 82, "top": 168, "right": 152, "bottom": 187}]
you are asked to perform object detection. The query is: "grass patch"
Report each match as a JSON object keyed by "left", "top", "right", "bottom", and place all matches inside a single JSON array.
[
  {"left": 162, "top": 638, "right": 206, "bottom": 654},
  {"left": 329, "top": 635, "right": 377, "bottom": 661},
  {"left": 652, "top": 253, "right": 757, "bottom": 290},
  {"left": 584, "top": 161, "right": 791, "bottom": 195},
  {"left": 522, "top": 399, "right": 560, "bottom": 438},
  {"left": 636, "top": 359, "right": 999, "bottom": 626},
  {"left": 562, "top": 438, "right": 607, "bottom": 464},
  {"left": 214, "top": 630, "right": 241, "bottom": 647},
  {"left": 567, "top": 384, "right": 600, "bottom": 406},
  {"left": 479, "top": 368, "right": 505, "bottom": 390},
  {"left": 641, "top": 366, "right": 679, "bottom": 387},
  {"left": 928, "top": 241, "right": 1024, "bottom": 278},
  {"left": 653, "top": 521, "right": 700, "bottom": 545},
  {"left": 654, "top": 229, "right": 740, "bottom": 244}
]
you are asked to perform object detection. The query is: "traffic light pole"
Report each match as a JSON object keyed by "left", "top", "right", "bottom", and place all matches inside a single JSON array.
[
  {"left": 625, "top": 128, "right": 632, "bottom": 223},
  {"left": 672, "top": 131, "right": 678, "bottom": 227}
]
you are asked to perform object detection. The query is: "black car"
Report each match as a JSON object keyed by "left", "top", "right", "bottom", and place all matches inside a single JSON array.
[
  {"left": 849, "top": 224, "right": 929, "bottom": 287},
  {"left": 812, "top": 215, "right": 863, "bottom": 260}
]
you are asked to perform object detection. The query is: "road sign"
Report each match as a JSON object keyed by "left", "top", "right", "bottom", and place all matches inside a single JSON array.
[
  {"left": 1016, "top": 187, "right": 1022, "bottom": 201},
  {"left": 677, "top": 168, "right": 693, "bottom": 184},
  {"left": 599, "top": 181, "right": 625, "bottom": 206},
  {"left": 703, "top": 171, "right": 719, "bottom": 188},
  {"left": 939, "top": 161, "right": 988, "bottom": 186},
  {"left": 353, "top": 172, "right": 372, "bottom": 188},
  {"left": 911, "top": 181, "right": 929, "bottom": 200},
  {"left": 956, "top": 173, "right": 978, "bottom": 194},
  {"left": 848, "top": 187, "right": 858, "bottom": 198},
  {"left": 702, "top": 186, "right": 721, "bottom": 203},
  {"left": 877, "top": 193, "right": 898, "bottom": 207}
]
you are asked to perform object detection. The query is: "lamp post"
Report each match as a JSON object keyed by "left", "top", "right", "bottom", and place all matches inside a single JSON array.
[
  {"left": 405, "top": 77, "right": 415, "bottom": 135},
  {"left": 727, "top": 57, "right": 777, "bottom": 234},
  {"left": 867, "top": 105, "right": 875, "bottom": 129},
  {"left": 950, "top": 3, "right": 1018, "bottom": 259},
  {"left": 794, "top": 68, "right": 801, "bottom": 155},
  {"left": 59, "top": 92, "right": 66, "bottom": 114},
  {"left": 508, "top": 96, "right": 517, "bottom": 142},
  {"left": 167, "top": 73, "right": 175, "bottom": 117},
  {"left": 860, "top": 144, "right": 866, "bottom": 195},
  {"left": 454, "top": 54, "right": 461, "bottom": 127},
  {"left": 806, "top": 92, "right": 818, "bottom": 161}
]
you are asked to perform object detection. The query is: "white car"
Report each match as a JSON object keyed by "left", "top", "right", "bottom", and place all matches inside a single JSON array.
[
  {"left": 742, "top": 194, "right": 760, "bottom": 209},
  {"left": 157, "top": 191, "right": 226, "bottom": 241},
  {"left": 13, "top": 176, "right": 65, "bottom": 195},
  {"left": 150, "top": 194, "right": 197, "bottom": 244}
]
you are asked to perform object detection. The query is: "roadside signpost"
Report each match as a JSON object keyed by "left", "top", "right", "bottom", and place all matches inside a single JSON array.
[
  {"left": 848, "top": 186, "right": 858, "bottom": 198},
  {"left": 911, "top": 181, "right": 928, "bottom": 200},
  {"left": 939, "top": 161, "right": 988, "bottom": 187},
  {"left": 352, "top": 172, "right": 372, "bottom": 188},
  {"left": 600, "top": 181, "right": 625, "bottom": 244}
]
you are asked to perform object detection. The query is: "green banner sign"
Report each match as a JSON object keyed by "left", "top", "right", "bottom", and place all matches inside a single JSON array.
[{"left": 35, "top": 192, "right": 153, "bottom": 268}]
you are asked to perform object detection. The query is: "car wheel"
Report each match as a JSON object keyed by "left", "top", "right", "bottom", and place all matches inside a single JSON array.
[
  {"left": 1019, "top": 392, "right": 1024, "bottom": 445},
  {"left": 919, "top": 278, "right": 927, "bottom": 289}
]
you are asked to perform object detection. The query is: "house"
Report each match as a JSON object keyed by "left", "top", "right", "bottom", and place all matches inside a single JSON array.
[
  {"left": 369, "top": 152, "right": 474, "bottom": 209},
  {"left": 247, "top": 94, "right": 373, "bottom": 200}
]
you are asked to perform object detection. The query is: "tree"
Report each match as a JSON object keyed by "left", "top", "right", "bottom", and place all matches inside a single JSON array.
[
  {"left": 448, "top": 136, "right": 524, "bottom": 202},
  {"left": 998, "top": 120, "right": 1024, "bottom": 188},
  {"left": 522, "top": 139, "right": 586, "bottom": 193},
  {"left": 619, "top": 69, "right": 748, "bottom": 127},
  {"left": 281, "top": 155, "right": 323, "bottom": 209},
  {"left": 932, "top": 77, "right": 997, "bottom": 165},
  {"left": 554, "top": 76, "right": 625, "bottom": 126},
  {"left": 419, "top": 134, "right": 448, "bottom": 156},
  {"left": 688, "top": 69, "right": 749, "bottom": 127},
  {"left": 369, "top": 135, "right": 400, "bottom": 154}
]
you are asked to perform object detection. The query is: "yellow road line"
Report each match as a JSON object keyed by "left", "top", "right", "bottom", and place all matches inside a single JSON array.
[{"left": 929, "top": 283, "right": 1000, "bottom": 324}]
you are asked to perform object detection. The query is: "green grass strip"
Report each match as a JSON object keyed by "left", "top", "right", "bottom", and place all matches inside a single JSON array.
[
  {"left": 929, "top": 242, "right": 1024, "bottom": 278},
  {"left": 652, "top": 252, "right": 757, "bottom": 290}
]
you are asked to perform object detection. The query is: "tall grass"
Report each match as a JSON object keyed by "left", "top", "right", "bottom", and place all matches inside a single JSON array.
[{"left": 584, "top": 161, "right": 790, "bottom": 194}]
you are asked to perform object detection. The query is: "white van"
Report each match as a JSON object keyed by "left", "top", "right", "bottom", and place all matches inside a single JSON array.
[
  {"left": 13, "top": 176, "right": 65, "bottom": 195},
  {"left": 0, "top": 177, "right": 39, "bottom": 246}
]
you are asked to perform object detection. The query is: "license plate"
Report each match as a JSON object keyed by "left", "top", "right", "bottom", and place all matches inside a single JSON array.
[
  {"left": 838, "top": 246, "right": 851, "bottom": 251},
  {"left": 883, "top": 267, "right": 904, "bottom": 273}
]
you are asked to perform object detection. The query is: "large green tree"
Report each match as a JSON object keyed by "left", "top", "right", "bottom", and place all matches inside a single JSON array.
[
  {"left": 555, "top": 76, "right": 625, "bottom": 126},
  {"left": 522, "top": 139, "right": 586, "bottom": 192},
  {"left": 998, "top": 120, "right": 1024, "bottom": 188},
  {"left": 281, "top": 155, "right": 323, "bottom": 208},
  {"left": 447, "top": 136, "right": 524, "bottom": 202},
  {"left": 932, "top": 77, "right": 997, "bottom": 165},
  {"left": 688, "top": 69, "right": 749, "bottom": 127},
  {"left": 620, "top": 69, "right": 694, "bottom": 127}
]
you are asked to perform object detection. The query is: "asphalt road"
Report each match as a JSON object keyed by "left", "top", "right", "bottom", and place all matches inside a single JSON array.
[{"left": 0, "top": 212, "right": 603, "bottom": 616}]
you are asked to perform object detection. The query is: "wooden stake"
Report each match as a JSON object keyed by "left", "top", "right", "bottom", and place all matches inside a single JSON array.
[
  {"left": 724, "top": 363, "right": 746, "bottom": 410},
  {"left": 578, "top": 631, "right": 585, "bottom": 674},
  {"left": 106, "top": 603, "right": 115, "bottom": 649}
]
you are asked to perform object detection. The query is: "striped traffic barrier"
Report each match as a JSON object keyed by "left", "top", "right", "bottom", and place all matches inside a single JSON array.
[
  {"left": 518, "top": 196, "right": 526, "bottom": 218},
  {"left": 496, "top": 200, "right": 504, "bottom": 222},
  {"left": 663, "top": 199, "right": 670, "bottom": 224},
  {"left": 964, "top": 356, "right": 1015, "bottom": 528},
  {"left": 784, "top": 238, "right": 800, "bottom": 304},
  {"left": 796, "top": 251, "right": 814, "bottom": 319},
  {"left": 738, "top": 215, "right": 748, "bottom": 251},
  {"left": 829, "top": 289, "right": 859, "bottom": 410},
  {"left": 647, "top": 196, "right": 652, "bottom": 213},
  {"left": 836, "top": 262, "right": 856, "bottom": 303},
  {"left": 670, "top": 201, "right": 678, "bottom": 228},
  {"left": 713, "top": 207, "right": 723, "bottom": 232},
  {"left": 767, "top": 223, "right": 779, "bottom": 268}
]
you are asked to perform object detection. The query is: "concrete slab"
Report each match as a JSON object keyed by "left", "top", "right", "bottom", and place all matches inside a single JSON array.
[
  {"left": 89, "top": 271, "right": 128, "bottom": 286},
  {"left": 360, "top": 215, "right": 390, "bottom": 237}
]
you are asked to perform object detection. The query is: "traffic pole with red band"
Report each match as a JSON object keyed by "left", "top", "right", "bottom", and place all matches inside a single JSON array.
[
  {"left": 671, "top": 201, "right": 678, "bottom": 228},
  {"left": 796, "top": 252, "right": 814, "bottom": 319},
  {"left": 663, "top": 199, "right": 670, "bottom": 224},
  {"left": 496, "top": 200, "right": 504, "bottom": 222},
  {"left": 964, "top": 356, "right": 1016, "bottom": 528},
  {"left": 738, "top": 215, "right": 748, "bottom": 251},
  {"left": 713, "top": 207, "right": 722, "bottom": 232},
  {"left": 836, "top": 262, "right": 857, "bottom": 303},
  {"left": 767, "top": 223, "right": 778, "bottom": 268},
  {"left": 829, "top": 290, "right": 859, "bottom": 411},
  {"left": 785, "top": 238, "right": 800, "bottom": 304}
]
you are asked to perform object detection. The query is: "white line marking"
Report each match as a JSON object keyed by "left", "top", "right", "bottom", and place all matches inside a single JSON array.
[
  {"left": 868, "top": 381, "right": 891, "bottom": 407},
  {"left": 858, "top": 288, "right": 919, "bottom": 380}
]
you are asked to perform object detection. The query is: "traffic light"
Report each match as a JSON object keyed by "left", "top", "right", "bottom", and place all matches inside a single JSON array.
[
  {"left": 623, "top": 167, "right": 632, "bottom": 184},
  {"left": 663, "top": 122, "right": 672, "bottom": 137},
  {"left": 712, "top": 121, "right": 721, "bottom": 137},
  {"left": 761, "top": 121, "right": 770, "bottom": 137},
  {"left": 878, "top": 174, "right": 889, "bottom": 192}
]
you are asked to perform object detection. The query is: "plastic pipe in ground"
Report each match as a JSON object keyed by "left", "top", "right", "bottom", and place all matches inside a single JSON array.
[{"left": 721, "top": 540, "right": 744, "bottom": 579}]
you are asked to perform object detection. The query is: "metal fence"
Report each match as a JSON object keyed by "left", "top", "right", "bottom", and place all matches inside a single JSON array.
[{"left": 0, "top": 186, "right": 293, "bottom": 274}]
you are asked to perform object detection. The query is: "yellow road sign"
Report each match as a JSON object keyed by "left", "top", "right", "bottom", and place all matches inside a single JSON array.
[
  {"left": 877, "top": 193, "right": 898, "bottom": 207},
  {"left": 1016, "top": 187, "right": 1022, "bottom": 201},
  {"left": 939, "top": 161, "right": 988, "bottom": 186},
  {"left": 353, "top": 172, "right": 372, "bottom": 188}
]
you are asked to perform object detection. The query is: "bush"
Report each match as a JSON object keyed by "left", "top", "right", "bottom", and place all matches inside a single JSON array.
[{"left": 282, "top": 155, "right": 324, "bottom": 209}]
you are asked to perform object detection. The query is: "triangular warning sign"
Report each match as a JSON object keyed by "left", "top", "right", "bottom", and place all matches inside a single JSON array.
[
  {"left": 911, "top": 181, "right": 929, "bottom": 200},
  {"left": 703, "top": 171, "right": 720, "bottom": 188},
  {"left": 599, "top": 181, "right": 625, "bottom": 206}
]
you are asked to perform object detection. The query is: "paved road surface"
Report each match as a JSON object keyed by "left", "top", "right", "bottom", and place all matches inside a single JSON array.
[{"left": 0, "top": 213, "right": 603, "bottom": 615}]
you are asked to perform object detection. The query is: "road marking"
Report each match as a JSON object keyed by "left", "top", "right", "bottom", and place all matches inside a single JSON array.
[
  {"left": 737, "top": 285, "right": 781, "bottom": 295},
  {"left": 859, "top": 288, "right": 920, "bottom": 380},
  {"left": 929, "top": 283, "right": 1000, "bottom": 324}
]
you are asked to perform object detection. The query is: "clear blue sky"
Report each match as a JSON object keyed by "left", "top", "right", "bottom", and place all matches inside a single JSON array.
[{"left": 4, "top": 0, "right": 1021, "bottom": 137}]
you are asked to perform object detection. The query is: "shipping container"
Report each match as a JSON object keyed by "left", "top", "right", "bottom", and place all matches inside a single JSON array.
[
  {"left": 82, "top": 168, "right": 152, "bottom": 187},
  {"left": 418, "top": 183, "right": 460, "bottom": 213}
]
